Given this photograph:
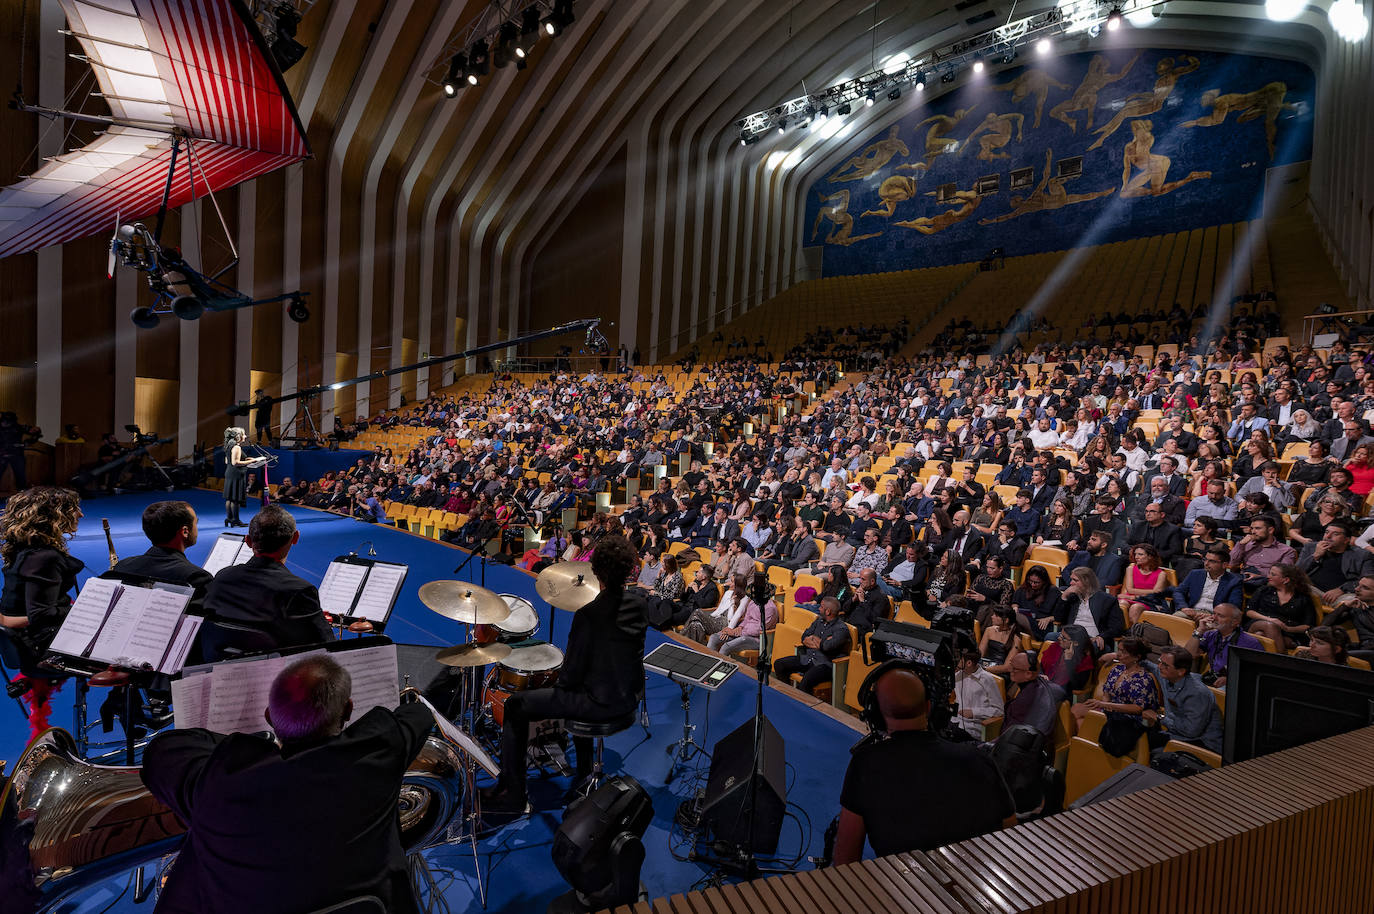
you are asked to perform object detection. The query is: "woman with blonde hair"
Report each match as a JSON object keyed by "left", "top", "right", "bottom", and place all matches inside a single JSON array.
[
  {"left": 1, "top": 486, "right": 84, "bottom": 737},
  {"left": 222, "top": 426, "right": 252, "bottom": 527}
]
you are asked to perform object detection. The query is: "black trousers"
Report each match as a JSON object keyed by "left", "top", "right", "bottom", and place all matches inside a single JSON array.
[
  {"left": 498, "top": 687, "right": 626, "bottom": 793},
  {"left": 774, "top": 655, "right": 832, "bottom": 694}
]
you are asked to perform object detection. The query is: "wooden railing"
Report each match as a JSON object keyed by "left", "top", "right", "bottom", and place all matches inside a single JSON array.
[{"left": 605, "top": 725, "right": 1374, "bottom": 913}]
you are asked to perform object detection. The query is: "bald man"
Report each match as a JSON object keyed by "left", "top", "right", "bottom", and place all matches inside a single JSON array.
[{"left": 833, "top": 668, "right": 1016, "bottom": 864}]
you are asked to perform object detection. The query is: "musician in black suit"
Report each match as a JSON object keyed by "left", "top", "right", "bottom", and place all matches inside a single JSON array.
[
  {"left": 141, "top": 655, "right": 432, "bottom": 913},
  {"left": 198, "top": 505, "right": 340, "bottom": 662},
  {"left": 483, "top": 535, "right": 648, "bottom": 812},
  {"left": 109, "top": 500, "right": 213, "bottom": 609}
]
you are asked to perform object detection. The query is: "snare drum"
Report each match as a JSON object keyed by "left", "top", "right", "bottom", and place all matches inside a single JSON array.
[
  {"left": 495, "top": 641, "right": 564, "bottom": 691},
  {"left": 495, "top": 594, "right": 540, "bottom": 642}
]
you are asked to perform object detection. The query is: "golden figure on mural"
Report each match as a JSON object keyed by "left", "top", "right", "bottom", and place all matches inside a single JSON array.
[
  {"left": 900, "top": 106, "right": 978, "bottom": 169},
  {"left": 1120, "top": 120, "right": 1211, "bottom": 198},
  {"left": 979, "top": 148, "right": 1115, "bottom": 224},
  {"left": 812, "top": 189, "right": 883, "bottom": 245},
  {"left": 1087, "top": 54, "right": 1200, "bottom": 151},
  {"left": 1048, "top": 52, "right": 1141, "bottom": 133},
  {"left": 989, "top": 68, "right": 1070, "bottom": 128},
  {"left": 962, "top": 112, "right": 1025, "bottom": 161},
  {"left": 861, "top": 175, "right": 922, "bottom": 219},
  {"left": 893, "top": 188, "right": 984, "bottom": 234},
  {"left": 828, "top": 126, "right": 911, "bottom": 182},
  {"left": 1180, "top": 82, "right": 1295, "bottom": 159}
]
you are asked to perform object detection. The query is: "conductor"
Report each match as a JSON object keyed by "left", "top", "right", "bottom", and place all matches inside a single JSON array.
[
  {"left": 222, "top": 427, "right": 252, "bottom": 528},
  {"left": 481, "top": 534, "right": 648, "bottom": 812}
]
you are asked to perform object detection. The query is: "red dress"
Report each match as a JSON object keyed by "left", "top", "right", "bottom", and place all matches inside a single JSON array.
[{"left": 1345, "top": 461, "right": 1374, "bottom": 496}]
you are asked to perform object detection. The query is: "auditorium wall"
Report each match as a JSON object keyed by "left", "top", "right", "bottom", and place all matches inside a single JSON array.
[{"left": 803, "top": 49, "right": 1315, "bottom": 277}]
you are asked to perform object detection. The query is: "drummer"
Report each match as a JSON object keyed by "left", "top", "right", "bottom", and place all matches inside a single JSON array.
[{"left": 481, "top": 534, "right": 648, "bottom": 812}]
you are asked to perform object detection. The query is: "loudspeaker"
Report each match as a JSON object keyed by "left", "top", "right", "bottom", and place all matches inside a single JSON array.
[{"left": 700, "top": 717, "right": 786, "bottom": 854}]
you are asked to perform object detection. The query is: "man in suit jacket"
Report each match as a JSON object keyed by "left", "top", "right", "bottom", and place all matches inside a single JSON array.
[
  {"left": 769, "top": 524, "right": 820, "bottom": 571},
  {"left": 1130, "top": 477, "right": 1187, "bottom": 526},
  {"left": 1056, "top": 566, "right": 1126, "bottom": 652},
  {"left": 141, "top": 655, "right": 432, "bottom": 913},
  {"left": 1171, "top": 548, "right": 1243, "bottom": 617},
  {"left": 1127, "top": 503, "right": 1184, "bottom": 567},
  {"left": 1141, "top": 455, "right": 1189, "bottom": 498},
  {"left": 691, "top": 505, "right": 739, "bottom": 548},
  {"left": 1061, "top": 530, "right": 1126, "bottom": 588},
  {"left": 108, "top": 500, "right": 213, "bottom": 611},
  {"left": 198, "top": 505, "right": 341, "bottom": 662},
  {"left": 1027, "top": 469, "right": 1059, "bottom": 515},
  {"left": 947, "top": 510, "right": 987, "bottom": 566}
]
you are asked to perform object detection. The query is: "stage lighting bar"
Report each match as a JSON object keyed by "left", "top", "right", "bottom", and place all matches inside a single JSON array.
[
  {"left": 427, "top": 1, "right": 576, "bottom": 97},
  {"left": 733, "top": 0, "right": 1171, "bottom": 142}
]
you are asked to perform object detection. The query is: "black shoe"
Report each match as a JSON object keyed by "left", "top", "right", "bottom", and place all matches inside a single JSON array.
[{"left": 479, "top": 784, "right": 528, "bottom": 816}]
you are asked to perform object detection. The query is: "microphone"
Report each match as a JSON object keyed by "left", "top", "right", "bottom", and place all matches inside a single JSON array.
[
  {"left": 361, "top": 540, "right": 377, "bottom": 556},
  {"left": 749, "top": 570, "right": 770, "bottom": 608}
]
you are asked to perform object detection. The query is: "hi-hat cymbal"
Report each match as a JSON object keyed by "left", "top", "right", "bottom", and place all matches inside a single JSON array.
[
  {"left": 535, "top": 561, "right": 600, "bottom": 611},
  {"left": 434, "top": 642, "right": 512, "bottom": 668},
  {"left": 418, "top": 580, "right": 512, "bottom": 625}
]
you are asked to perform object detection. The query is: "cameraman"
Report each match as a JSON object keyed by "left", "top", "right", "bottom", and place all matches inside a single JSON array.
[{"left": 833, "top": 667, "right": 1015, "bottom": 864}]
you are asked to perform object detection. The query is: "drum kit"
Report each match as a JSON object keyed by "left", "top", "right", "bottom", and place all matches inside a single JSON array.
[{"left": 417, "top": 563, "right": 601, "bottom": 743}]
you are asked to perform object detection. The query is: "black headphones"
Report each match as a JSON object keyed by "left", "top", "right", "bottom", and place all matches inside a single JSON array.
[{"left": 855, "top": 660, "right": 921, "bottom": 736}]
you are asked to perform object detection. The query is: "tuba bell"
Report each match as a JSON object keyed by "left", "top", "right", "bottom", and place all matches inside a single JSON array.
[{"left": 1, "top": 727, "right": 470, "bottom": 912}]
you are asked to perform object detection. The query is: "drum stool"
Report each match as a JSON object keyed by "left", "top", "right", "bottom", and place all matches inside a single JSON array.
[{"left": 565, "top": 709, "right": 638, "bottom": 795}]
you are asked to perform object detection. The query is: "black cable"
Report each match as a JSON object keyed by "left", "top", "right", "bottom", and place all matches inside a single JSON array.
[{"left": 94, "top": 871, "right": 135, "bottom": 914}]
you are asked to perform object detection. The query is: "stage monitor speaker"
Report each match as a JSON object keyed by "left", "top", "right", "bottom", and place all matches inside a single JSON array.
[
  {"left": 1070, "top": 762, "right": 1174, "bottom": 809},
  {"left": 700, "top": 717, "right": 786, "bottom": 855}
]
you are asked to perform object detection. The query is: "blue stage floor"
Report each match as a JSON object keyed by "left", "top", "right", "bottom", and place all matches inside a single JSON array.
[{"left": 2, "top": 491, "right": 868, "bottom": 913}]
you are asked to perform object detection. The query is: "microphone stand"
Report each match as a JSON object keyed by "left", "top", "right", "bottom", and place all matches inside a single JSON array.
[{"left": 451, "top": 537, "right": 490, "bottom": 589}]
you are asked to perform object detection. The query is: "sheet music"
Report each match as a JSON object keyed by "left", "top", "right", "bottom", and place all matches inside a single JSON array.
[
  {"left": 87, "top": 586, "right": 192, "bottom": 669},
  {"left": 203, "top": 534, "right": 249, "bottom": 577},
  {"left": 48, "top": 577, "right": 122, "bottom": 657},
  {"left": 171, "top": 673, "right": 212, "bottom": 730},
  {"left": 351, "top": 562, "right": 406, "bottom": 623},
  {"left": 333, "top": 644, "right": 400, "bottom": 717},
  {"left": 318, "top": 561, "right": 368, "bottom": 617},
  {"left": 417, "top": 694, "right": 499, "bottom": 777},
  {"left": 206, "top": 654, "right": 292, "bottom": 735},
  {"left": 159, "top": 616, "right": 204, "bottom": 675}
]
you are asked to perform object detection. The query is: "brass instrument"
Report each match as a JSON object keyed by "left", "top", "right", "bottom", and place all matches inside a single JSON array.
[
  {"left": 1, "top": 726, "right": 470, "bottom": 911},
  {"left": 101, "top": 518, "right": 117, "bottom": 570}
]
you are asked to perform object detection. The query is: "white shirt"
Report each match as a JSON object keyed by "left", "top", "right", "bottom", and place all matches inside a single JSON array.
[
  {"left": 1196, "top": 573, "right": 1223, "bottom": 612},
  {"left": 1117, "top": 445, "right": 1148, "bottom": 472},
  {"left": 1073, "top": 601, "right": 1101, "bottom": 639},
  {"left": 710, "top": 591, "right": 748, "bottom": 628},
  {"left": 1029, "top": 427, "right": 1062, "bottom": 450},
  {"left": 953, "top": 667, "right": 1005, "bottom": 736}
]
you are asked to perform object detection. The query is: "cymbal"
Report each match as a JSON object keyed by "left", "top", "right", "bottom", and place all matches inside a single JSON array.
[
  {"left": 434, "top": 642, "right": 512, "bottom": 668},
  {"left": 535, "top": 561, "right": 600, "bottom": 611},
  {"left": 418, "top": 580, "right": 512, "bottom": 625}
]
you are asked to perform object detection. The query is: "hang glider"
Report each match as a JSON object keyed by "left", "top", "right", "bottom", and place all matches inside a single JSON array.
[{"left": 0, "top": 0, "right": 312, "bottom": 326}]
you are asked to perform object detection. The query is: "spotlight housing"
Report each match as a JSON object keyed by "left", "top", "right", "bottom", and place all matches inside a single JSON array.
[
  {"left": 1106, "top": 7, "right": 1123, "bottom": 29},
  {"left": 542, "top": 0, "right": 574, "bottom": 36},
  {"left": 817, "top": 105, "right": 828, "bottom": 122},
  {"left": 1037, "top": 37, "right": 1052, "bottom": 55},
  {"left": 442, "top": 53, "right": 465, "bottom": 96},
  {"left": 972, "top": 57, "right": 984, "bottom": 73},
  {"left": 914, "top": 72, "right": 926, "bottom": 91},
  {"left": 469, "top": 39, "right": 490, "bottom": 78},
  {"left": 1264, "top": 0, "right": 1304, "bottom": 21},
  {"left": 887, "top": 86, "right": 902, "bottom": 101},
  {"left": 941, "top": 70, "right": 957, "bottom": 84},
  {"left": 865, "top": 90, "right": 876, "bottom": 106},
  {"left": 836, "top": 101, "right": 852, "bottom": 116},
  {"left": 493, "top": 22, "right": 518, "bottom": 68},
  {"left": 516, "top": 5, "right": 540, "bottom": 56},
  {"left": 1329, "top": 0, "right": 1369, "bottom": 40},
  {"left": 777, "top": 118, "right": 787, "bottom": 134}
]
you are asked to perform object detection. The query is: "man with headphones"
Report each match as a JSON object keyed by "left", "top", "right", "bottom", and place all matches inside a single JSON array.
[{"left": 833, "top": 666, "right": 1016, "bottom": 864}]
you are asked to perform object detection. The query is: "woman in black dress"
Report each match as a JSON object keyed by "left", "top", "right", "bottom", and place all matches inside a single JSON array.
[
  {"left": 222, "top": 426, "right": 251, "bottom": 527},
  {"left": 0, "top": 486, "right": 84, "bottom": 737}
]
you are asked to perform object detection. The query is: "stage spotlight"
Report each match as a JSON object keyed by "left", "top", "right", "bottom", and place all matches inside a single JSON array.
[
  {"left": 777, "top": 118, "right": 787, "bottom": 134},
  {"left": 972, "top": 57, "right": 984, "bottom": 73},
  {"left": 941, "top": 70, "right": 957, "bottom": 84},
  {"left": 470, "top": 39, "right": 490, "bottom": 77},
  {"left": 287, "top": 295, "right": 310, "bottom": 324},
  {"left": 836, "top": 101, "right": 852, "bottom": 115},
  {"left": 1037, "top": 37, "right": 1052, "bottom": 54},
  {"left": 1329, "top": 0, "right": 1369, "bottom": 40},
  {"left": 516, "top": 5, "right": 540, "bottom": 56},
  {"left": 817, "top": 105, "right": 828, "bottom": 122},
  {"left": 543, "top": 0, "right": 574, "bottom": 36},
  {"left": 804, "top": 105, "right": 817, "bottom": 121},
  {"left": 549, "top": 776, "right": 652, "bottom": 914},
  {"left": 887, "top": 86, "right": 902, "bottom": 100},
  {"left": 130, "top": 307, "right": 160, "bottom": 329},
  {"left": 493, "top": 22, "right": 518, "bottom": 68},
  {"left": 1000, "top": 50, "right": 1016, "bottom": 64},
  {"left": 171, "top": 294, "right": 204, "bottom": 321},
  {"left": 914, "top": 72, "right": 926, "bottom": 91},
  {"left": 442, "top": 53, "right": 465, "bottom": 96},
  {"left": 865, "top": 89, "right": 876, "bottom": 106},
  {"left": 1264, "top": 0, "right": 1303, "bottom": 21},
  {"left": 1106, "top": 7, "right": 1123, "bottom": 29},
  {"left": 269, "top": 4, "right": 307, "bottom": 72}
]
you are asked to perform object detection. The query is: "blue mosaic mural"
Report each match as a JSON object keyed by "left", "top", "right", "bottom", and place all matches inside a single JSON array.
[{"left": 802, "top": 49, "right": 1315, "bottom": 276}]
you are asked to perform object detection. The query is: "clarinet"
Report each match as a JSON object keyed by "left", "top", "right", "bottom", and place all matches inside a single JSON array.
[{"left": 102, "top": 518, "right": 118, "bottom": 570}]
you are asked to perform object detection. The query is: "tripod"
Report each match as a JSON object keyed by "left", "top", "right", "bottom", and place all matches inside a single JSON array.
[
  {"left": 664, "top": 676, "right": 706, "bottom": 784},
  {"left": 277, "top": 390, "right": 323, "bottom": 448}
]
